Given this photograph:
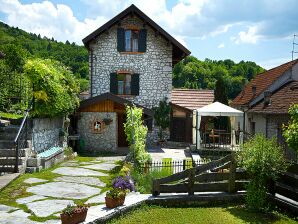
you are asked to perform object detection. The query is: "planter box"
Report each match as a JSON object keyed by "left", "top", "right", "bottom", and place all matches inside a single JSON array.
[
  {"left": 60, "top": 210, "right": 88, "bottom": 224},
  {"left": 105, "top": 197, "right": 125, "bottom": 209}
]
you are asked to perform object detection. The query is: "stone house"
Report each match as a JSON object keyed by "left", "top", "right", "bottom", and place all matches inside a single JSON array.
[
  {"left": 75, "top": 4, "right": 193, "bottom": 152},
  {"left": 232, "top": 59, "right": 298, "bottom": 160}
]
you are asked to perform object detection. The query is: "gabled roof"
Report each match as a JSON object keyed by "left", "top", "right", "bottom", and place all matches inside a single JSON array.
[
  {"left": 232, "top": 59, "right": 298, "bottom": 106},
  {"left": 248, "top": 81, "right": 298, "bottom": 114},
  {"left": 79, "top": 92, "right": 153, "bottom": 116},
  {"left": 82, "top": 4, "right": 190, "bottom": 62},
  {"left": 171, "top": 89, "right": 214, "bottom": 111}
]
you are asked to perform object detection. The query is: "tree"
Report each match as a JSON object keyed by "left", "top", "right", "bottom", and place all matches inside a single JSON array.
[
  {"left": 283, "top": 104, "right": 298, "bottom": 153},
  {"left": 153, "top": 99, "right": 171, "bottom": 141},
  {"left": 24, "top": 59, "right": 80, "bottom": 117},
  {"left": 214, "top": 77, "right": 229, "bottom": 130}
]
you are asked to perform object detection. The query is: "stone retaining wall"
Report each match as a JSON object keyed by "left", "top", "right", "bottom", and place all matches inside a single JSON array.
[{"left": 32, "top": 117, "right": 64, "bottom": 153}]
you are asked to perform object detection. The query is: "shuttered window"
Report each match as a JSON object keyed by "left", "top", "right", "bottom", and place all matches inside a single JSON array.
[
  {"left": 110, "top": 73, "right": 139, "bottom": 96},
  {"left": 117, "top": 28, "right": 147, "bottom": 53}
]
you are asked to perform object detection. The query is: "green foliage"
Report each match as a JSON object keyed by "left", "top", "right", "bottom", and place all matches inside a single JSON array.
[
  {"left": 238, "top": 134, "right": 287, "bottom": 210},
  {"left": 214, "top": 77, "right": 230, "bottom": 130},
  {"left": 173, "top": 56, "right": 265, "bottom": 99},
  {"left": 130, "top": 168, "right": 171, "bottom": 194},
  {"left": 124, "top": 105, "right": 151, "bottom": 165},
  {"left": 0, "top": 21, "right": 89, "bottom": 79},
  {"left": 24, "top": 58, "right": 80, "bottom": 117},
  {"left": 153, "top": 99, "right": 171, "bottom": 140},
  {"left": 106, "top": 188, "right": 126, "bottom": 199},
  {"left": 283, "top": 104, "right": 298, "bottom": 152}
]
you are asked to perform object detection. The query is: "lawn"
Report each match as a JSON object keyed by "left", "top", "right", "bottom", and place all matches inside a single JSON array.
[{"left": 109, "top": 205, "right": 297, "bottom": 224}]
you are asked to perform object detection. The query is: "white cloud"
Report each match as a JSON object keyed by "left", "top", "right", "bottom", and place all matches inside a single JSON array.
[
  {"left": 0, "top": 0, "right": 107, "bottom": 44},
  {"left": 233, "top": 26, "right": 263, "bottom": 44},
  {"left": 258, "top": 57, "right": 292, "bottom": 69},
  {"left": 217, "top": 43, "right": 225, "bottom": 48}
]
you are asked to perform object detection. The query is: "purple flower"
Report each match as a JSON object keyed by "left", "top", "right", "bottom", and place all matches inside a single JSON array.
[{"left": 112, "top": 176, "right": 135, "bottom": 192}]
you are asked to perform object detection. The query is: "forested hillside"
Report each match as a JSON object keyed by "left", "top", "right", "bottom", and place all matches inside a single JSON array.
[
  {"left": 173, "top": 56, "right": 265, "bottom": 99},
  {"left": 0, "top": 21, "right": 89, "bottom": 84}
]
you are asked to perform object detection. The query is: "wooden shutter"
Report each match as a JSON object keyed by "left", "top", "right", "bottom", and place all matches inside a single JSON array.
[
  {"left": 138, "top": 29, "right": 147, "bottom": 52},
  {"left": 131, "top": 73, "right": 140, "bottom": 95},
  {"left": 110, "top": 73, "right": 118, "bottom": 94},
  {"left": 117, "top": 28, "right": 125, "bottom": 52}
]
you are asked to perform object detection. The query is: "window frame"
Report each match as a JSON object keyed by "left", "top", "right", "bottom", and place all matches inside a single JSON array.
[
  {"left": 117, "top": 72, "right": 132, "bottom": 96},
  {"left": 124, "top": 29, "right": 139, "bottom": 52}
]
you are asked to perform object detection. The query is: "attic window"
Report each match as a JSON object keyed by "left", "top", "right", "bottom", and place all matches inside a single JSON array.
[{"left": 125, "top": 30, "right": 139, "bottom": 52}]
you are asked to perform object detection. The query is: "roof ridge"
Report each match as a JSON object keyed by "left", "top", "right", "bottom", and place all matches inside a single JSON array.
[{"left": 255, "top": 59, "right": 298, "bottom": 77}]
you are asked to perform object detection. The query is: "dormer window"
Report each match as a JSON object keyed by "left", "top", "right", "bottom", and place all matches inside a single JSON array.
[{"left": 125, "top": 30, "right": 139, "bottom": 52}]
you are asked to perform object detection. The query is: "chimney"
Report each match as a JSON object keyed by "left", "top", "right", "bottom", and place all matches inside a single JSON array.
[
  {"left": 264, "top": 90, "right": 271, "bottom": 106},
  {"left": 252, "top": 85, "right": 256, "bottom": 96}
]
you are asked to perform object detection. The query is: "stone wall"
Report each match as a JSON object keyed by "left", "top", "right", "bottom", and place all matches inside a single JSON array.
[
  {"left": 266, "top": 114, "right": 289, "bottom": 139},
  {"left": 89, "top": 16, "right": 172, "bottom": 109},
  {"left": 77, "top": 112, "right": 117, "bottom": 152},
  {"left": 32, "top": 117, "right": 64, "bottom": 153}
]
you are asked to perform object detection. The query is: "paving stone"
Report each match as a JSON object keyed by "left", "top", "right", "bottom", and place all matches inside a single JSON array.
[
  {"left": 52, "top": 167, "right": 108, "bottom": 176},
  {"left": 54, "top": 176, "right": 105, "bottom": 187},
  {"left": 85, "top": 192, "right": 106, "bottom": 204},
  {"left": 27, "top": 182, "right": 101, "bottom": 199},
  {"left": 0, "top": 209, "right": 35, "bottom": 224},
  {"left": 79, "top": 162, "right": 94, "bottom": 165},
  {"left": 27, "top": 199, "right": 74, "bottom": 217},
  {"left": 16, "top": 195, "right": 47, "bottom": 204},
  {"left": 0, "top": 204, "right": 15, "bottom": 212},
  {"left": 60, "top": 161, "right": 78, "bottom": 167},
  {"left": 24, "top": 178, "right": 48, "bottom": 184},
  {"left": 81, "top": 163, "right": 116, "bottom": 171}
]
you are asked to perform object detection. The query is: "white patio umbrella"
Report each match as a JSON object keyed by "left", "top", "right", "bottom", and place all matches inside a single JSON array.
[{"left": 195, "top": 102, "right": 243, "bottom": 150}]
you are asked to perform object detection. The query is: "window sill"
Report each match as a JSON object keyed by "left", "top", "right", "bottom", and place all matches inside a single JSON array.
[
  {"left": 117, "top": 94, "right": 136, "bottom": 97},
  {"left": 119, "top": 52, "right": 145, "bottom": 55}
]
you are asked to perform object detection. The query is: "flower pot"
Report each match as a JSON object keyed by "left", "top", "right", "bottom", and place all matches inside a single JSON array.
[
  {"left": 105, "top": 196, "right": 125, "bottom": 209},
  {"left": 60, "top": 209, "right": 88, "bottom": 224}
]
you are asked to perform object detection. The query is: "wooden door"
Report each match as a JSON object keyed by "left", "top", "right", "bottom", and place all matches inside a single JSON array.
[
  {"left": 170, "top": 117, "right": 186, "bottom": 142},
  {"left": 117, "top": 113, "right": 128, "bottom": 147}
]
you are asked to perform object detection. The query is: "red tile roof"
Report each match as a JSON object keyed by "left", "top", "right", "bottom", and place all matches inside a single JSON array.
[
  {"left": 232, "top": 59, "right": 298, "bottom": 106},
  {"left": 248, "top": 81, "right": 298, "bottom": 114},
  {"left": 171, "top": 89, "right": 214, "bottom": 110}
]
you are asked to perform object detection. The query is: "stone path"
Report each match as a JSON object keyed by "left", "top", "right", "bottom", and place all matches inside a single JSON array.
[
  {"left": 0, "top": 157, "right": 121, "bottom": 224},
  {"left": 0, "top": 173, "right": 20, "bottom": 190}
]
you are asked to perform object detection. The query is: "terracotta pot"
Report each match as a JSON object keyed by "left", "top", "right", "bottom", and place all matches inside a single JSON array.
[
  {"left": 105, "top": 196, "right": 125, "bottom": 208},
  {"left": 60, "top": 209, "right": 88, "bottom": 224}
]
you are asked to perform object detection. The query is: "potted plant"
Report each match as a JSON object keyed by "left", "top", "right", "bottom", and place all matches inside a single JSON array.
[
  {"left": 60, "top": 203, "right": 89, "bottom": 224},
  {"left": 105, "top": 176, "right": 135, "bottom": 209}
]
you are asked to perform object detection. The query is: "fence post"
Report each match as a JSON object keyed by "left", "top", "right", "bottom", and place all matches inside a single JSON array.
[
  {"left": 188, "top": 168, "right": 195, "bottom": 195},
  {"left": 228, "top": 152, "right": 236, "bottom": 193},
  {"left": 152, "top": 179, "right": 160, "bottom": 196}
]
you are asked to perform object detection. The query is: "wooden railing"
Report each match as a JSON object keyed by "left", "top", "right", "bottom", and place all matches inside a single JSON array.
[{"left": 152, "top": 153, "right": 248, "bottom": 196}]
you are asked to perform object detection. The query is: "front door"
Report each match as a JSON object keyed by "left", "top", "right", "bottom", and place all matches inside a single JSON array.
[
  {"left": 171, "top": 117, "right": 187, "bottom": 142},
  {"left": 117, "top": 113, "right": 129, "bottom": 147}
]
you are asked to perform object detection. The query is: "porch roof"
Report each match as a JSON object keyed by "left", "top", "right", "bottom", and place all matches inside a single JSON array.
[
  {"left": 78, "top": 92, "right": 154, "bottom": 116},
  {"left": 196, "top": 102, "right": 243, "bottom": 117}
]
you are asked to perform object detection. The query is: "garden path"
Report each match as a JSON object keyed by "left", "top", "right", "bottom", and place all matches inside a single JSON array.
[{"left": 0, "top": 156, "right": 132, "bottom": 224}]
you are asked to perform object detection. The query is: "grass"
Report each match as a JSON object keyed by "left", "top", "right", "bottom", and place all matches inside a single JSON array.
[{"left": 109, "top": 205, "right": 297, "bottom": 224}]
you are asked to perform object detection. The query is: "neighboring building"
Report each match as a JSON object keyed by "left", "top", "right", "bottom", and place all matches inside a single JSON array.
[
  {"left": 232, "top": 59, "right": 298, "bottom": 160},
  {"left": 76, "top": 4, "right": 191, "bottom": 152},
  {"left": 170, "top": 89, "right": 214, "bottom": 143}
]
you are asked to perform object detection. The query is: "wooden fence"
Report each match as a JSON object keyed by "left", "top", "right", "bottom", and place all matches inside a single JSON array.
[{"left": 152, "top": 153, "right": 248, "bottom": 196}]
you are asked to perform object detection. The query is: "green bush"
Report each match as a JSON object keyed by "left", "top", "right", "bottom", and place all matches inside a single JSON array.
[
  {"left": 24, "top": 58, "right": 80, "bottom": 117},
  {"left": 153, "top": 99, "right": 170, "bottom": 141},
  {"left": 124, "top": 105, "right": 151, "bottom": 165},
  {"left": 238, "top": 134, "right": 287, "bottom": 210},
  {"left": 283, "top": 104, "right": 298, "bottom": 153}
]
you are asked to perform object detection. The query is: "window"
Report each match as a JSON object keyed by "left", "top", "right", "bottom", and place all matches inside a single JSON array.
[
  {"left": 125, "top": 30, "right": 139, "bottom": 52},
  {"left": 117, "top": 73, "right": 131, "bottom": 95}
]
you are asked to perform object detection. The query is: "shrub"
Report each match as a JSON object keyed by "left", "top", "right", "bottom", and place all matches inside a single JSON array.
[
  {"left": 153, "top": 98, "right": 170, "bottom": 141},
  {"left": 238, "top": 134, "right": 287, "bottom": 210},
  {"left": 283, "top": 104, "right": 298, "bottom": 153},
  {"left": 124, "top": 105, "right": 151, "bottom": 165}
]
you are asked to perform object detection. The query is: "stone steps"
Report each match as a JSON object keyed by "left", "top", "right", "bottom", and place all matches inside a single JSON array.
[
  {"left": 0, "top": 140, "right": 15, "bottom": 149},
  {"left": 0, "top": 148, "right": 29, "bottom": 157},
  {"left": 0, "top": 158, "right": 24, "bottom": 166}
]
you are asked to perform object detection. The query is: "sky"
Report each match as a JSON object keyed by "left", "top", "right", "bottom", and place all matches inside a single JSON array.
[{"left": 1, "top": 0, "right": 298, "bottom": 69}]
